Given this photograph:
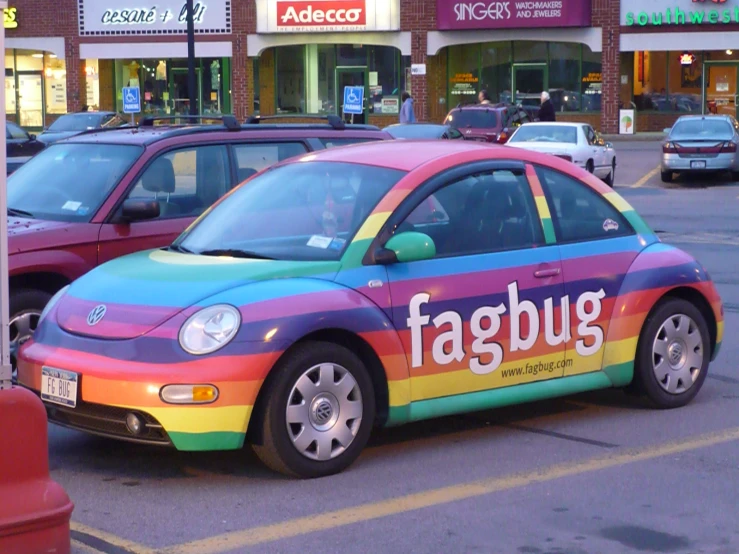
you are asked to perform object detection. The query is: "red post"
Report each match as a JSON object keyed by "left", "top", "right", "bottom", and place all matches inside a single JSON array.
[{"left": 0, "top": 387, "right": 74, "bottom": 554}]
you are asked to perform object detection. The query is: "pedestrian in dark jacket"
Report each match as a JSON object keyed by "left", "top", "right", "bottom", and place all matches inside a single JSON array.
[{"left": 539, "top": 91, "right": 556, "bottom": 121}]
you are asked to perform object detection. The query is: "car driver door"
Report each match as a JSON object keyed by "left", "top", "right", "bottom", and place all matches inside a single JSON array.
[{"left": 381, "top": 163, "right": 568, "bottom": 408}]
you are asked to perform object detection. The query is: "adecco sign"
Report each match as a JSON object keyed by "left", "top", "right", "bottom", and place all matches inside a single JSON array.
[
  {"left": 256, "top": 0, "right": 400, "bottom": 33},
  {"left": 622, "top": 0, "right": 739, "bottom": 26},
  {"left": 437, "top": 0, "right": 592, "bottom": 30}
]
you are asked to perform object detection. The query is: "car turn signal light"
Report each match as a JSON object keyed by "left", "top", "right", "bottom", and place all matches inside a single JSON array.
[
  {"left": 662, "top": 142, "right": 676, "bottom": 153},
  {"left": 160, "top": 384, "right": 219, "bottom": 404}
]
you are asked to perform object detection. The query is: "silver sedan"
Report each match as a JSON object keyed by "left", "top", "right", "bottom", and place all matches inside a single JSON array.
[{"left": 661, "top": 114, "right": 739, "bottom": 182}]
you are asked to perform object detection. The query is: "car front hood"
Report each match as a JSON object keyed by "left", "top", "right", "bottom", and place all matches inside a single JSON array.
[
  {"left": 8, "top": 217, "right": 90, "bottom": 253},
  {"left": 54, "top": 248, "right": 340, "bottom": 340}
]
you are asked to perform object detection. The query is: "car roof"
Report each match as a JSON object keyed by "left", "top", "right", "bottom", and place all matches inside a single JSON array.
[
  {"left": 675, "top": 114, "right": 732, "bottom": 120},
  {"left": 285, "top": 139, "right": 582, "bottom": 172},
  {"left": 58, "top": 116, "right": 390, "bottom": 146}
]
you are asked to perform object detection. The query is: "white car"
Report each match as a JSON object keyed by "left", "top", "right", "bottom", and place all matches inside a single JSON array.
[{"left": 505, "top": 122, "right": 617, "bottom": 186}]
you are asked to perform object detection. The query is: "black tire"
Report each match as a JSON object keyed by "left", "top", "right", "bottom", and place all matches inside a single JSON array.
[
  {"left": 9, "top": 288, "right": 53, "bottom": 382},
  {"left": 604, "top": 159, "right": 616, "bottom": 187},
  {"left": 730, "top": 170, "right": 739, "bottom": 182},
  {"left": 586, "top": 159, "right": 594, "bottom": 174},
  {"left": 660, "top": 170, "right": 673, "bottom": 183},
  {"left": 252, "top": 341, "right": 376, "bottom": 478},
  {"left": 631, "top": 297, "right": 710, "bottom": 409}
]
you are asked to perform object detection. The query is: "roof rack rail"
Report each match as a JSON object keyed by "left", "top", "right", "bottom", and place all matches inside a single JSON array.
[
  {"left": 245, "top": 113, "right": 346, "bottom": 130},
  {"left": 139, "top": 114, "right": 241, "bottom": 131}
]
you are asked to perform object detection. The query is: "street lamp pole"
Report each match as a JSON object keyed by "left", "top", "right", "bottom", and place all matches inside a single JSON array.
[
  {"left": 186, "top": 0, "right": 197, "bottom": 116},
  {"left": 0, "top": 0, "right": 11, "bottom": 390}
]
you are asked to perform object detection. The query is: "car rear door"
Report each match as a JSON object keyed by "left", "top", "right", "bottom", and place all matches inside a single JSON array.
[
  {"left": 383, "top": 162, "right": 567, "bottom": 407},
  {"left": 532, "top": 163, "right": 643, "bottom": 377}
]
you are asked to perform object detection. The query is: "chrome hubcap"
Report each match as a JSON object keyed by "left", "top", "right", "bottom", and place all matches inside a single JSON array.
[
  {"left": 286, "top": 363, "right": 363, "bottom": 461},
  {"left": 9, "top": 310, "right": 41, "bottom": 382},
  {"left": 652, "top": 314, "right": 703, "bottom": 394}
]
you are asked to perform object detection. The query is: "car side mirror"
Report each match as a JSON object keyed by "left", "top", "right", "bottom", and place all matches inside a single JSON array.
[
  {"left": 605, "top": 141, "right": 613, "bottom": 148},
  {"left": 121, "top": 198, "right": 160, "bottom": 222},
  {"left": 28, "top": 133, "right": 36, "bottom": 140},
  {"left": 375, "top": 231, "right": 436, "bottom": 264},
  {"left": 663, "top": 127, "right": 671, "bottom": 134}
]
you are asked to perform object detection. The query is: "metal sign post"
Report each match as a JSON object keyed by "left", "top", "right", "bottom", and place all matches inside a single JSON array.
[{"left": 0, "top": 0, "right": 11, "bottom": 391}]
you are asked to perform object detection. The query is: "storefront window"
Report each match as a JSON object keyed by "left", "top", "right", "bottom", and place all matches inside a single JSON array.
[
  {"left": 481, "top": 42, "right": 511, "bottom": 104},
  {"left": 369, "top": 47, "right": 400, "bottom": 115},
  {"left": 84, "top": 59, "right": 100, "bottom": 111},
  {"left": 276, "top": 46, "right": 305, "bottom": 113},
  {"left": 8, "top": 49, "right": 52, "bottom": 128},
  {"left": 5, "top": 52, "right": 15, "bottom": 117},
  {"left": 113, "top": 57, "right": 229, "bottom": 117},
  {"left": 447, "top": 42, "right": 602, "bottom": 113},
  {"left": 44, "top": 54, "right": 67, "bottom": 115}
]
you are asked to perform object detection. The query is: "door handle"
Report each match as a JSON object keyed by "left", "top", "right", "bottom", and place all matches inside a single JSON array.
[{"left": 534, "top": 268, "right": 560, "bottom": 278}]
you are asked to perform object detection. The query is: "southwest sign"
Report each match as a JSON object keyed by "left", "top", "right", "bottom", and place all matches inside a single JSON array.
[{"left": 622, "top": 0, "right": 739, "bottom": 25}]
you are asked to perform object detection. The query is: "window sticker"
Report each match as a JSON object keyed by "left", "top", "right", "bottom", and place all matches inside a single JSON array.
[
  {"left": 328, "top": 238, "right": 346, "bottom": 251},
  {"left": 77, "top": 206, "right": 91, "bottom": 215},
  {"left": 62, "top": 201, "right": 82, "bottom": 211},
  {"left": 307, "top": 235, "right": 333, "bottom": 249},
  {"left": 603, "top": 218, "right": 619, "bottom": 232}
]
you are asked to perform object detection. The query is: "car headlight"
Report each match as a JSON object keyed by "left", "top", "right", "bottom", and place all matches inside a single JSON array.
[
  {"left": 178, "top": 304, "right": 241, "bottom": 355},
  {"left": 39, "top": 285, "right": 70, "bottom": 324}
]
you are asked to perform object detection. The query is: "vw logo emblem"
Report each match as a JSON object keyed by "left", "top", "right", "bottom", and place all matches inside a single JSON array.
[{"left": 86, "top": 305, "right": 107, "bottom": 326}]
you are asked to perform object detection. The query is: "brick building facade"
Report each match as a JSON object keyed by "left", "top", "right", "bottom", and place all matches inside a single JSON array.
[{"left": 5, "top": 0, "right": 729, "bottom": 133}]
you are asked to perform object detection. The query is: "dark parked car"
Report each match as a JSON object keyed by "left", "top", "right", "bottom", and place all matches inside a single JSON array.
[
  {"left": 7, "top": 114, "right": 392, "bottom": 379},
  {"left": 443, "top": 103, "right": 533, "bottom": 143},
  {"left": 37, "top": 111, "right": 129, "bottom": 145},
  {"left": 7, "top": 121, "right": 46, "bottom": 175},
  {"left": 383, "top": 123, "right": 464, "bottom": 140}
]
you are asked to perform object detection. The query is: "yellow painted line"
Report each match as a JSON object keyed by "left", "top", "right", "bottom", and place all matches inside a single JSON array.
[
  {"left": 71, "top": 539, "right": 106, "bottom": 554},
  {"left": 629, "top": 165, "right": 660, "bottom": 188},
  {"left": 162, "top": 426, "right": 739, "bottom": 554},
  {"left": 70, "top": 521, "right": 156, "bottom": 554}
]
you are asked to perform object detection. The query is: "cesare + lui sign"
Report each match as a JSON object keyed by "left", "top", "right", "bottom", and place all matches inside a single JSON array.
[
  {"left": 622, "top": 0, "right": 739, "bottom": 26},
  {"left": 256, "top": 0, "right": 400, "bottom": 33}
]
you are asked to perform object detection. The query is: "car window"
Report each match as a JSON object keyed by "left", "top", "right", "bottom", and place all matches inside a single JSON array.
[
  {"left": 125, "top": 145, "right": 229, "bottom": 220},
  {"left": 535, "top": 165, "right": 632, "bottom": 243},
  {"left": 444, "top": 109, "right": 499, "bottom": 130},
  {"left": 232, "top": 142, "right": 308, "bottom": 182},
  {"left": 395, "top": 168, "right": 544, "bottom": 258},
  {"left": 670, "top": 118, "right": 734, "bottom": 140},
  {"left": 318, "top": 137, "right": 380, "bottom": 148},
  {"left": 7, "top": 122, "right": 27, "bottom": 140}
]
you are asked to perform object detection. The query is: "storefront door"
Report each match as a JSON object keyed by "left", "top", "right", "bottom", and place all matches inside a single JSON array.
[
  {"left": 512, "top": 63, "right": 548, "bottom": 112},
  {"left": 336, "top": 67, "right": 367, "bottom": 124},
  {"left": 170, "top": 68, "right": 202, "bottom": 115},
  {"left": 17, "top": 72, "right": 44, "bottom": 128},
  {"left": 704, "top": 63, "right": 739, "bottom": 118}
]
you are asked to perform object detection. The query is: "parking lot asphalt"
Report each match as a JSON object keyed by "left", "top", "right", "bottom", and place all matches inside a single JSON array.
[{"left": 60, "top": 140, "right": 739, "bottom": 554}]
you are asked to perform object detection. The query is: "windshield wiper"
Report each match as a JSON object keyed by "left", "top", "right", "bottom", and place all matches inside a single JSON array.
[
  {"left": 198, "top": 248, "right": 274, "bottom": 260},
  {"left": 8, "top": 208, "right": 34, "bottom": 218},
  {"left": 167, "top": 244, "right": 194, "bottom": 254}
]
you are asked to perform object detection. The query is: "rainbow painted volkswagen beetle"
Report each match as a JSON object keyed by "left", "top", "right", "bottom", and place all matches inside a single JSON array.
[{"left": 18, "top": 140, "right": 723, "bottom": 478}]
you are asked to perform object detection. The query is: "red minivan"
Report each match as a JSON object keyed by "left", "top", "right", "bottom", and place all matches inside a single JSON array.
[{"left": 7, "top": 115, "right": 391, "bottom": 377}]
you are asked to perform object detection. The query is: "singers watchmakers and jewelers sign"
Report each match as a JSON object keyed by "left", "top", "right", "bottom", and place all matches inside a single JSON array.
[{"left": 77, "top": 0, "right": 232, "bottom": 36}]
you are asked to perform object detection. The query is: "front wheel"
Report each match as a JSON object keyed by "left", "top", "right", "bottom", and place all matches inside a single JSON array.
[
  {"left": 632, "top": 298, "right": 710, "bottom": 409},
  {"left": 10, "top": 289, "right": 52, "bottom": 383},
  {"left": 252, "top": 341, "right": 376, "bottom": 478},
  {"left": 604, "top": 159, "right": 616, "bottom": 187}
]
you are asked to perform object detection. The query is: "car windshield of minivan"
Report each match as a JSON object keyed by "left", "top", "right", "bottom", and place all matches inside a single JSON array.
[
  {"left": 46, "top": 113, "right": 107, "bottom": 132},
  {"left": 7, "top": 143, "right": 142, "bottom": 222},
  {"left": 176, "top": 161, "right": 406, "bottom": 262},
  {"left": 444, "top": 110, "right": 498, "bottom": 129}
]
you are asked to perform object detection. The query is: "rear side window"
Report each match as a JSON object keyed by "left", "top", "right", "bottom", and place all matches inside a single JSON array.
[
  {"left": 535, "top": 165, "right": 632, "bottom": 243},
  {"left": 444, "top": 109, "right": 499, "bottom": 130},
  {"left": 232, "top": 142, "right": 308, "bottom": 182}
]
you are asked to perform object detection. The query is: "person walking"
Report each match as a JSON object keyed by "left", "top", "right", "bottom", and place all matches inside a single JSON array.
[
  {"left": 478, "top": 90, "right": 492, "bottom": 104},
  {"left": 539, "top": 91, "right": 556, "bottom": 121},
  {"left": 399, "top": 91, "right": 416, "bottom": 123}
]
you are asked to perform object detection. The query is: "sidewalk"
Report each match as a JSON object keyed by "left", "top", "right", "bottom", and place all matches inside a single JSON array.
[{"left": 601, "top": 132, "right": 666, "bottom": 142}]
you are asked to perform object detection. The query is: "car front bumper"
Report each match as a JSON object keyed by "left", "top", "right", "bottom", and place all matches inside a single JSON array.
[
  {"left": 17, "top": 329, "right": 284, "bottom": 451},
  {"left": 662, "top": 152, "right": 739, "bottom": 172}
]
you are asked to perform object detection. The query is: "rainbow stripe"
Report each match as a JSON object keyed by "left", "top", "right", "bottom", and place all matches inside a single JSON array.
[{"left": 16, "top": 157, "right": 724, "bottom": 451}]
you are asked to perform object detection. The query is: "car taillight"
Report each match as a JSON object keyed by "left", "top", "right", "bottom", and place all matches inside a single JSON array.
[
  {"left": 662, "top": 142, "right": 676, "bottom": 153},
  {"left": 721, "top": 141, "right": 737, "bottom": 152},
  {"left": 497, "top": 132, "right": 508, "bottom": 143}
]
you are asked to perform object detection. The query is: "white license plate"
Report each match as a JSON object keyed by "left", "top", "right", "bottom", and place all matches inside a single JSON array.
[
  {"left": 41, "top": 367, "right": 78, "bottom": 408},
  {"left": 691, "top": 160, "right": 707, "bottom": 169}
]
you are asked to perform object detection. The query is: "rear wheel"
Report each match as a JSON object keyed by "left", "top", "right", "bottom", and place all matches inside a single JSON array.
[
  {"left": 252, "top": 341, "right": 375, "bottom": 478},
  {"left": 631, "top": 298, "right": 710, "bottom": 409},
  {"left": 604, "top": 159, "right": 616, "bottom": 187},
  {"left": 586, "top": 159, "right": 594, "bottom": 174},
  {"left": 9, "top": 289, "right": 51, "bottom": 383},
  {"left": 661, "top": 170, "right": 673, "bottom": 183}
]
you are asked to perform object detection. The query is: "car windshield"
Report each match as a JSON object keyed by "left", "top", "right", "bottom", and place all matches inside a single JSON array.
[
  {"left": 670, "top": 119, "right": 734, "bottom": 140},
  {"left": 444, "top": 109, "right": 498, "bottom": 129},
  {"left": 46, "top": 113, "right": 108, "bottom": 132},
  {"left": 509, "top": 125, "right": 578, "bottom": 144},
  {"left": 8, "top": 143, "right": 142, "bottom": 222},
  {"left": 386, "top": 125, "right": 447, "bottom": 138},
  {"left": 176, "top": 161, "right": 407, "bottom": 261}
]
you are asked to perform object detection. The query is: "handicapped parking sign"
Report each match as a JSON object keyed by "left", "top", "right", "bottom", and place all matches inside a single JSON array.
[
  {"left": 342, "top": 86, "right": 364, "bottom": 115},
  {"left": 122, "top": 86, "right": 141, "bottom": 114}
]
